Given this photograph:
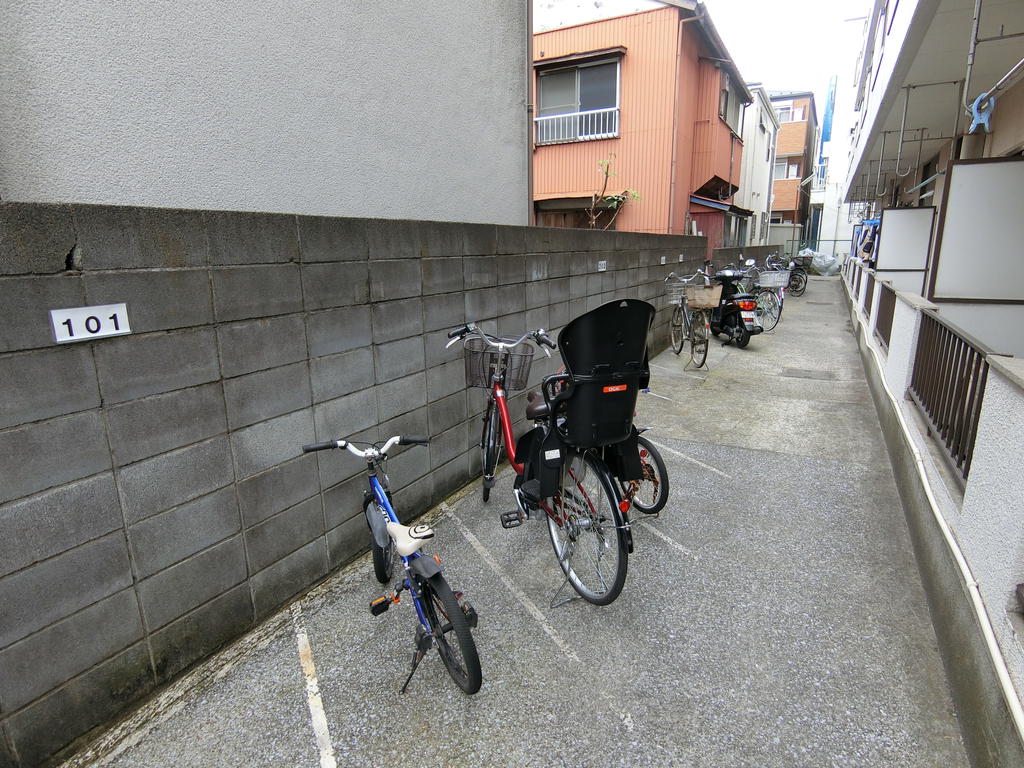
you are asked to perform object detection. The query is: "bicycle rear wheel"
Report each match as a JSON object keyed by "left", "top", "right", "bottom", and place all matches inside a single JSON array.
[
  {"left": 421, "top": 574, "right": 481, "bottom": 694},
  {"left": 756, "top": 289, "right": 781, "bottom": 332},
  {"left": 669, "top": 304, "right": 684, "bottom": 355},
  {"left": 689, "top": 310, "right": 709, "bottom": 368},
  {"left": 481, "top": 399, "right": 500, "bottom": 502},
  {"left": 789, "top": 270, "right": 807, "bottom": 296},
  {"left": 547, "top": 451, "right": 628, "bottom": 605},
  {"left": 630, "top": 434, "right": 669, "bottom": 514}
]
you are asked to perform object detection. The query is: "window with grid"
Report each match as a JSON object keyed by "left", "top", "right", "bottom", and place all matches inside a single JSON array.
[
  {"left": 774, "top": 102, "right": 804, "bottom": 123},
  {"left": 536, "top": 60, "right": 620, "bottom": 144},
  {"left": 773, "top": 159, "right": 801, "bottom": 180}
]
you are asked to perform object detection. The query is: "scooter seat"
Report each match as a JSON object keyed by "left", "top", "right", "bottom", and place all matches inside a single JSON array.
[
  {"left": 386, "top": 521, "right": 434, "bottom": 557},
  {"left": 525, "top": 390, "right": 549, "bottom": 420}
]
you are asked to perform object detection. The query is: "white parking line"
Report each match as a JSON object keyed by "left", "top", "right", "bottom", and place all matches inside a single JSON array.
[
  {"left": 642, "top": 390, "right": 677, "bottom": 403},
  {"left": 633, "top": 519, "right": 699, "bottom": 561},
  {"left": 290, "top": 603, "right": 338, "bottom": 768},
  {"left": 442, "top": 502, "right": 581, "bottom": 664},
  {"left": 645, "top": 438, "right": 733, "bottom": 480},
  {"left": 650, "top": 363, "right": 705, "bottom": 381},
  {"left": 442, "top": 502, "right": 642, "bottom": 731},
  {"left": 59, "top": 612, "right": 292, "bottom": 767}
]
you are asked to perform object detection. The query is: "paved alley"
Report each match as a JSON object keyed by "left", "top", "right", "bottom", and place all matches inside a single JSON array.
[{"left": 63, "top": 278, "right": 968, "bottom": 768}]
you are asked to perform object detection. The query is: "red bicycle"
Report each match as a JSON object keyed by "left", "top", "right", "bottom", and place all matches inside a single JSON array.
[
  {"left": 445, "top": 323, "right": 554, "bottom": 501},
  {"left": 446, "top": 322, "right": 630, "bottom": 605}
]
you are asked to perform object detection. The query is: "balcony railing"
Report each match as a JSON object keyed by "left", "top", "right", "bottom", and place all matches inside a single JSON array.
[
  {"left": 535, "top": 107, "right": 620, "bottom": 145},
  {"left": 873, "top": 281, "right": 896, "bottom": 351},
  {"left": 812, "top": 163, "right": 828, "bottom": 191},
  {"left": 908, "top": 310, "right": 993, "bottom": 483},
  {"left": 863, "top": 270, "right": 875, "bottom": 317}
]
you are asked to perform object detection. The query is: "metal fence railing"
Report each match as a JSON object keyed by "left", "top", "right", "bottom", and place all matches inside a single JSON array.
[
  {"left": 908, "top": 310, "right": 993, "bottom": 483},
  {"left": 535, "top": 107, "right": 620, "bottom": 145},
  {"left": 874, "top": 281, "right": 896, "bottom": 351}
]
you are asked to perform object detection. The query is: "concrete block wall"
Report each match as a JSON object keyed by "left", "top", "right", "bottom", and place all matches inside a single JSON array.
[
  {"left": 0, "top": 201, "right": 706, "bottom": 767},
  {"left": 711, "top": 244, "right": 778, "bottom": 266}
]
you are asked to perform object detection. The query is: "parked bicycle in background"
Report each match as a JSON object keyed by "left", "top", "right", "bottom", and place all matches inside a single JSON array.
[
  {"left": 767, "top": 252, "right": 807, "bottom": 296},
  {"left": 666, "top": 269, "right": 720, "bottom": 368}
]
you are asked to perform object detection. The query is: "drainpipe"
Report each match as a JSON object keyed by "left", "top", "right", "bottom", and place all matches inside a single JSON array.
[
  {"left": 668, "top": 15, "right": 684, "bottom": 234},
  {"left": 961, "top": 0, "right": 983, "bottom": 115},
  {"left": 526, "top": 0, "right": 535, "bottom": 226},
  {"left": 668, "top": 11, "right": 710, "bottom": 235}
]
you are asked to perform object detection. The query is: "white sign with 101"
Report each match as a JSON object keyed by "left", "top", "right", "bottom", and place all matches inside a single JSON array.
[{"left": 50, "top": 304, "right": 131, "bottom": 344}]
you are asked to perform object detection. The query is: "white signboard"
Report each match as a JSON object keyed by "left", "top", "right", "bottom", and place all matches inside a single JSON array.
[
  {"left": 934, "top": 160, "right": 1024, "bottom": 301},
  {"left": 50, "top": 304, "right": 131, "bottom": 343},
  {"left": 876, "top": 207, "right": 934, "bottom": 271}
]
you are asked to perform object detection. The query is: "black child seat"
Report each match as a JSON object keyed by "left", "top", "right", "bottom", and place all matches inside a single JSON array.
[
  {"left": 552, "top": 298, "right": 655, "bottom": 449},
  {"left": 513, "top": 298, "right": 655, "bottom": 511}
]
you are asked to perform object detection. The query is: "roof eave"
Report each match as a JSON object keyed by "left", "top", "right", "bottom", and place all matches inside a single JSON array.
[{"left": 689, "top": 3, "right": 753, "bottom": 103}]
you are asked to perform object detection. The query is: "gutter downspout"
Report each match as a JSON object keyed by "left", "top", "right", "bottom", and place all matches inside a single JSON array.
[
  {"left": 668, "top": 11, "right": 706, "bottom": 235},
  {"left": 961, "top": 0, "right": 982, "bottom": 115},
  {"left": 526, "top": 0, "right": 535, "bottom": 226},
  {"left": 668, "top": 14, "right": 685, "bottom": 234}
]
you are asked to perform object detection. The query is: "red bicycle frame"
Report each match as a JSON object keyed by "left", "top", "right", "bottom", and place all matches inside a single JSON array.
[{"left": 491, "top": 382, "right": 523, "bottom": 475}]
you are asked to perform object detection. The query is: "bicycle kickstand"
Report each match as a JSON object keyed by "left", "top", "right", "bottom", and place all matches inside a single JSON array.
[
  {"left": 400, "top": 625, "right": 433, "bottom": 693},
  {"left": 549, "top": 574, "right": 577, "bottom": 609}
]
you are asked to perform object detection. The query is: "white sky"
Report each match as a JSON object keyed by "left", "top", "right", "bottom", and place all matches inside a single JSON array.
[{"left": 534, "top": 0, "right": 872, "bottom": 115}]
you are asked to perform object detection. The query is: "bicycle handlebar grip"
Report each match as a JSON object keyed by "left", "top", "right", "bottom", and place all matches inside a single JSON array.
[
  {"left": 447, "top": 324, "right": 471, "bottom": 339},
  {"left": 398, "top": 435, "right": 430, "bottom": 446},
  {"left": 302, "top": 440, "right": 338, "bottom": 453},
  {"left": 538, "top": 333, "right": 556, "bottom": 349}
]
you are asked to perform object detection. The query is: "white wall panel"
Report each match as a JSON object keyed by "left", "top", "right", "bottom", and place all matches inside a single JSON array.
[
  {"left": 933, "top": 159, "right": 1024, "bottom": 301},
  {"left": 876, "top": 206, "right": 934, "bottom": 270}
]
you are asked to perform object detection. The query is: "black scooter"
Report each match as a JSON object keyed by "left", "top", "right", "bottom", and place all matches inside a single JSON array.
[{"left": 705, "top": 258, "right": 763, "bottom": 348}]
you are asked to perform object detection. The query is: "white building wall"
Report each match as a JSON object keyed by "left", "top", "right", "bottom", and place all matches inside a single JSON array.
[
  {"left": 955, "top": 358, "right": 1024, "bottom": 700},
  {"left": 932, "top": 304, "right": 1024, "bottom": 358},
  {"left": 736, "top": 87, "right": 777, "bottom": 245},
  {"left": 0, "top": 1, "right": 529, "bottom": 225}
]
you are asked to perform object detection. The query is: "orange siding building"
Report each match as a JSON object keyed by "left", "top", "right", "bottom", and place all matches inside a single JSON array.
[
  {"left": 769, "top": 93, "right": 817, "bottom": 226},
  {"left": 532, "top": 4, "right": 752, "bottom": 249}
]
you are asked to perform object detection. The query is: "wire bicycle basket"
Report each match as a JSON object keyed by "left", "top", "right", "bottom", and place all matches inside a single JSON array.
[
  {"left": 666, "top": 282, "right": 687, "bottom": 306},
  {"left": 684, "top": 283, "right": 723, "bottom": 309},
  {"left": 463, "top": 337, "right": 534, "bottom": 390},
  {"left": 755, "top": 270, "right": 790, "bottom": 289}
]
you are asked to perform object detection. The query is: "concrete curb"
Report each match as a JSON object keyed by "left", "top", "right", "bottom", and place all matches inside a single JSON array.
[{"left": 842, "top": 285, "right": 1024, "bottom": 768}]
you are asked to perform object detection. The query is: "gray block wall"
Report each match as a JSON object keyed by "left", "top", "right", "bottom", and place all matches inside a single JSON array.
[
  {"left": 0, "top": 201, "right": 706, "bottom": 767},
  {"left": 711, "top": 244, "right": 779, "bottom": 265}
]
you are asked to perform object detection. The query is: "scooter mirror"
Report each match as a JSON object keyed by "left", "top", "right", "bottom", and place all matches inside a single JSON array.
[{"left": 744, "top": 258, "right": 755, "bottom": 266}]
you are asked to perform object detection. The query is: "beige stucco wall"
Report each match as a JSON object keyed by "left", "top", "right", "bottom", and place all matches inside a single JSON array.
[
  {"left": 0, "top": 1, "right": 529, "bottom": 224},
  {"left": 986, "top": 78, "right": 1024, "bottom": 158}
]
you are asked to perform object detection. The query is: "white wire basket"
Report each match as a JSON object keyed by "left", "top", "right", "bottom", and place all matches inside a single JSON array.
[
  {"left": 756, "top": 270, "right": 790, "bottom": 289},
  {"left": 666, "top": 282, "right": 687, "bottom": 306}
]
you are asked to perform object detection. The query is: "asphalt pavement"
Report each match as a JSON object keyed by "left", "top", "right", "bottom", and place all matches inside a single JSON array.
[{"left": 62, "top": 277, "right": 969, "bottom": 768}]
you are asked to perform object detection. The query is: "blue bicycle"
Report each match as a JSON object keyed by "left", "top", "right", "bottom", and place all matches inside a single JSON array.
[{"left": 302, "top": 433, "right": 482, "bottom": 694}]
